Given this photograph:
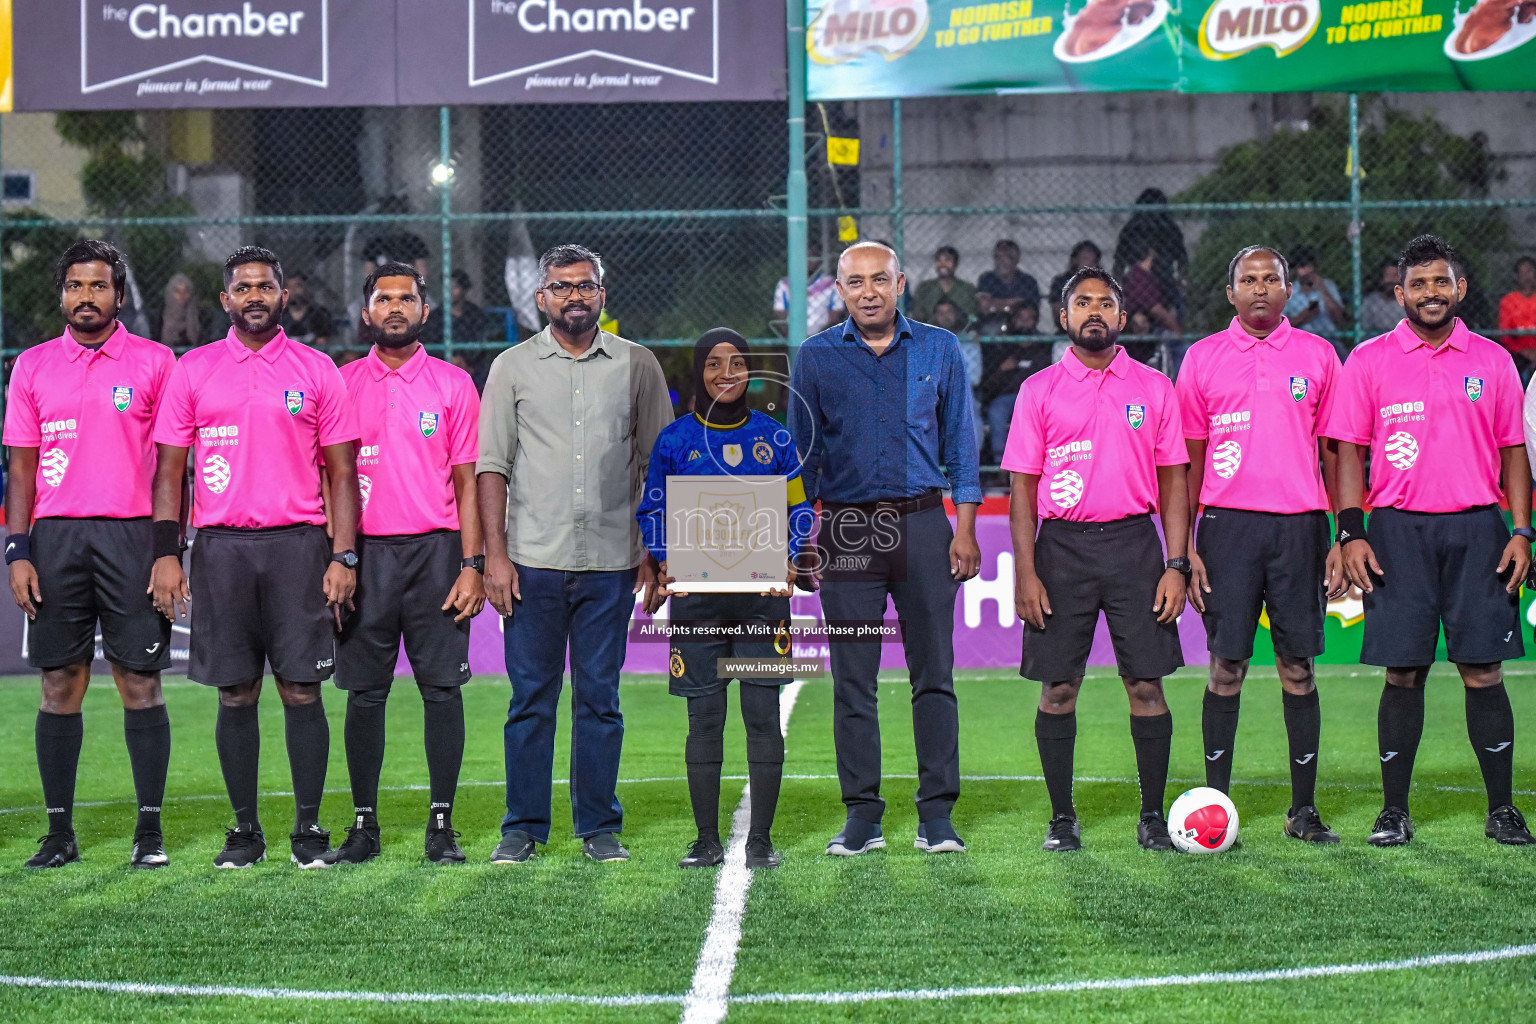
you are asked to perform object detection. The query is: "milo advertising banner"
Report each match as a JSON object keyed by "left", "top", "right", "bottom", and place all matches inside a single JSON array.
[
  {"left": 806, "top": 0, "right": 1536, "bottom": 98},
  {"left": 807, "top": 0, "right": 1182, "bottom": 97}
]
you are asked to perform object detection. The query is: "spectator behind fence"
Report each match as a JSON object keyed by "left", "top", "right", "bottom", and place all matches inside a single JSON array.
[
  {"left": 1283, "top": 247, "right": 1346, "bottom": 351},
  {"left": 1122, "top": 239, "right": 1179, "bottom": 367},
  {"left": 910, "top": 245, "right": 979, "bottom": 323},
  {"left": 1359, "top": 260, "right": 1402, "bottom": 338},
  {"left": 1112, "top": 188, "right": 1187, "bottom": 317},
  {"left": 424, "top": 269, "right": 504, "bottom": 382},
  {"left": 281, "top": 271, "right": 335, "bottom": 348},
  {"left": 1498, "top": 256, "right": 1536, "bottom": 381},
  {"left": 158, "top": 272, "right": 203, "bottom": 347},
  {"left": 982, "top": 303, "right": 1048, "bottom": 462},
  {"left": 975, "top": 239, "right": 1041, "bottom": 334},
  {"left": 772, "top": 243, "right": 845, "bottom": 337},
  {"left": 1048, "top": 240, "right": 1102, "bottom": 333}
]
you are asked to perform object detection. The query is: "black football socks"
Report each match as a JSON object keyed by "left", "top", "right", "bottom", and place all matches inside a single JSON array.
[
  {"left": 421, "top": 684, "right": 464, "bottom": 831},
  {"left": 1378, "top": 682, "right": 1425, "bottom": 813},
  {"left": 36, "top": 711, "right": 83, "bottom": 835},
  {"left": 1130, "top": 712, "right": 1173, "bottom": 817},
  {"left": 124, "top": 705, "right": 171, "bottom": 836},
  {"left": 1201, "top": 690, "right": 1240, "bottom": 793},
  {"left": 1282, "top": 688, "right": 1321, "bottom": 812},
  {"left": 1035, "top": 709, "right": 1077, "bottom": 819},
  {"left": 741, "top": 684, "right": 784, "bottom": 838},
  {"left": 685, "top": 692, "right": 727, "bottom": 841},
  {"left": 344, "top": 689, "right": 388, "bottom": 827},
  {"left": 1466, "top": 682, "right": 1515, "bottom": 812},
  {"left": 284, "top": 700, "right": 329, "bottom": 833},
  {"left": 215, "top": 702, "right": 261, "bottom": 830}
]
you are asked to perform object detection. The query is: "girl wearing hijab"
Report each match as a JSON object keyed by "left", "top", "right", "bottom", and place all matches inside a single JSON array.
[
  {"left": 636, "top": 329, "right": 815, "bottom": 870},
  {"left": 159, "top": 273, "right": 202, "bottom": 346}
]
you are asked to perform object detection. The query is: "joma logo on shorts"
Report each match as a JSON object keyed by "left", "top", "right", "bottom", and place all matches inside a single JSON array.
[{"left": 315, "top": 658, "right": 334, "bottom": 670}]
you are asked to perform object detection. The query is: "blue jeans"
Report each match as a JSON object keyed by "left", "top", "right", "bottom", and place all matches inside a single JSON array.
[{"left": 501, "top": 563, "right": 637, "bottom": 842}]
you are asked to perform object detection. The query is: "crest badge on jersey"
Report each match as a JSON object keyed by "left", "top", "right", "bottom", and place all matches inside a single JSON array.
[
  {"left": 722, "top": 443, "right": 743, "bottom": 467},
  {"left": 284, "top": 390, "right": 304, "bottom": 415},
  {"left": 419, "top": 411, "right": 439, "bottom": 437},
  {"left": 1290, "top": 376, "right": 1308, "bottom": 402},
  {"left": 1465, "top": 376, "right": 1483, "bottom": 402},
  {"left": 1126, "top": 404, "right": 1145, "bottom": 430},
  {"left": 111, "top": 385, "right": 133, "bottom": 412},
  {"left": 753, "top": 440, "right": 774, "bottom": 465}
]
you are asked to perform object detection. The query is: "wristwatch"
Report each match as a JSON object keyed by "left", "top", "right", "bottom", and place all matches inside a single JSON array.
[
  {"left": 461, "top": 555, "right": 486, "bottom": 574},
  {"left": 1514, "top": 527, "right": 1535, "bottom": 543},
  {"left": 330, "top": 550, "right": 359, "bottom": 570},
  {"left": 1165, "top": 557, "right": 1192, "bottom": 577}
]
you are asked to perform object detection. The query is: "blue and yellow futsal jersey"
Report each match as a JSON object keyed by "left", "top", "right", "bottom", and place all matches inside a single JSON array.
[{"left": 638, "top": 409, "right": 816, "bottom": 564}]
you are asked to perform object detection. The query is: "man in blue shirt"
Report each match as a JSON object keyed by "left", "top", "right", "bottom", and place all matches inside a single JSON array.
[{"left": 790, "top": 241, "right": 982, "bottom": 857}]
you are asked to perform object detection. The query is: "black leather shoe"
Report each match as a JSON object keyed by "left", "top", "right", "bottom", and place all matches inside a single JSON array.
[
  {"left": 425, "top": 827, "right": 466, "bottom": 863},
  {"left": 333, "top": 818, "right": 381, "bottom": 864},
  {"left": 1367, "top": 806, "right": 1414, "bottom": 847},
  {"left": 679, "top": 836, "right": 724, "bottom": 868},
  {"left": 744, "top": 834, "right": 781, "bottom": 869},
  {"left": 24, "top": 832, "right": 80, "bottom": 869},
  {"left": 1137, "top": 811, "right": 1174, "bottom": 851},
  {"left": 1043, "top": 814, "right": 1081, "bottom": 852},
  {"left": 490, "top": 829, "right": 537, "bottom": 864},
  {"left": 1284, "top": 805, "right": 1341, "bottom": 844},
  {"left": 1486, "top": 805, "right": 1534, "bottom": 845},
  {"left": 130, "top": 831, "right": 169, "bottom": 869}
]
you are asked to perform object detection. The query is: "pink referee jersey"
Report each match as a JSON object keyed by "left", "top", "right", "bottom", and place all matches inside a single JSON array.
[
  {"left": 340, "top": 346, "right": 479, "bottom": 535},
  {"left": 1175, "top": 317, "right": 1340, "bottom": 514},
  {"left": 153, "top": 329, "right": 359, "bottom": 528},
  {"left": 2, "top": 323, "right": 174, "bottom": 519},
  {"left": 1001, "top": 346, "right": 1188, "bottom": 522},
  {"left": 1322, "top": 319, "right": 1523, "bottom": 513}
]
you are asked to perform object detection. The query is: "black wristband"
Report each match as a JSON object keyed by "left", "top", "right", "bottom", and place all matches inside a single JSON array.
[
  {"left": 4, "top": 534, "right": 30, "bottom": 564},
  {"left": 1335, "top": 507, "right": 1366, "bottom": 546},
  {"left": 153, "top": 520, "right": 182, "bottom": 561}
]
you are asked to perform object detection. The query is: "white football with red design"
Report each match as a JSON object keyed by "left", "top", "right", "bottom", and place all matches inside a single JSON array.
[{"left": 1168, "top": 786, "right": 1239, "bottom": 854}]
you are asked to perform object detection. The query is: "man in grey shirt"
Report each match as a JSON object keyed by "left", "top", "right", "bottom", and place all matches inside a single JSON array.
[{"left": 476, "top": 245, "right": 672, "bottom": 864}]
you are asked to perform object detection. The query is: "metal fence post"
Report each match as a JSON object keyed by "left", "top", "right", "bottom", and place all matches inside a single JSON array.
[
  {"left": 439, "top": 105, "right": 454, "bottom": 358},
  {"left": 1349, "top": 93, "right": 1363, "bottom": 348},
  {"left": 891, "top": 97, "right": 903, "bottom": 273},
  {"left": 786, "top": 0, "right": 808, "bottom": 353}
]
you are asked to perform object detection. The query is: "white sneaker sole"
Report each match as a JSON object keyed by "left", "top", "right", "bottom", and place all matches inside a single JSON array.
[
  {"left": 290, "top": 854, "right": 334, "bottom": 869},
  {"left": 825, "top": 836, "right": 886, "bottom": 856},
  {"left": 214, "top": 853, "right": 266, "bottom": 869},
  {"left": 915, "top": 837, "right": 966, "bottom": 853}
]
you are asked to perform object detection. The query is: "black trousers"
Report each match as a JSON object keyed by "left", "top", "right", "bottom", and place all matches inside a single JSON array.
[{"left": 819, "top": 504, "right": 961, "bottom": 823}]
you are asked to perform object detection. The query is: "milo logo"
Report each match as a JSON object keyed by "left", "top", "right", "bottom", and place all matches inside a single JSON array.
[{"left": 1198, "top": 0, "right": 1320, "bottom": 58}]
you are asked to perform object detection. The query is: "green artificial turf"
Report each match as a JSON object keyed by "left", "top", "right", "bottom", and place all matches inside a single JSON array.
[{"left": 0, "top": 666, "right": 1533, "bottom": 1022}]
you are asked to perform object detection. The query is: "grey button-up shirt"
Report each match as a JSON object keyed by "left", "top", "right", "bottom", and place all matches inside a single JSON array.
[{"left": 477, "top": 327, "right": 673, "bottom": 571}]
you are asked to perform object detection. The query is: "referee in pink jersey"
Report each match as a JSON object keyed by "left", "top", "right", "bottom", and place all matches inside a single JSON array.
[
  {"left": 4, "top": 240, "right": 176, "bottom": 870},
  {"left": 1325, "top": 234, "right": 1533, "bottom": 847},
  {"left": 1004, "top": 267, "right": 1191, "bottom": 852},
  {"left": 1174, "top": 245, "right": 1345, "bottom": 844},
  {"left": 332, "top": 263, "right": 485, "bottom": 866},
  {"left": 149, "top": 246, "right": 363, "bottom": 869}
]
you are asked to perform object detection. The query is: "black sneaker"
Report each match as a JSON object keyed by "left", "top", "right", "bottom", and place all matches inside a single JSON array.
[
  {"left": 679, "top": 835, "right": 725, "bottom": 868},
  {"left": 289, "top": 824, "right": 335, "bottom": 869},
  {"left": 130, "top": 831, "right": 169, "bottom": 869},
  {"left": 1137, "top": 811, "right": 1174, "bottom": 851},
  {"left": 826, "top": 818, "right": 885, "bottom": 856},
  {"left": 24, "top": 832, "right": 80, "bottom": 869},
  {"left": 583, "top": 832, "right": 630, "bottom": 862},
  {"left": 1284, "top": 805, "right": 1341, "bottom": 844},
  {"left": 490, "top": 830, "right": 536, "bottom": 864},
  {"left": 425, "top": 827, "right": 466, "bottom": 863},
  {"left": 914, "top": 818, "right": 966, "bottom": 854},
  {"left": 333, "top": 818, "right": 381, "bottom": 864},
  {"left": 1043, "top": 814, "right": 1081, "bottom": 852},
  {"left": 1486, "top": 805, "right": 1535, "bottom": 845},
  {"left": 744, "top": 834, "right": 781, "bottom": 869},
  {"left": 1367, "top": 806, "right": 1414, "bottom": 847},
  {"left": 213, "top": 824, "right": 266, "bottom": 869}
]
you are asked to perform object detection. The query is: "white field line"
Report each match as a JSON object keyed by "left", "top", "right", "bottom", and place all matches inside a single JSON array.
[
  {"left": 679, "top": 679, "right": 804, "bottom": 1024},
  {"left": 3, "top": 943, "right": 1533, "bottom": 1009},
  {"left": 2, "top": 773, "right": 1530, "bottom": 818}
]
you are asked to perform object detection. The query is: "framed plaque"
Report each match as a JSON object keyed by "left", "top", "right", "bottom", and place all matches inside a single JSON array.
[{"left": 665, "top": 475, "right": 791, "bottom": 593}]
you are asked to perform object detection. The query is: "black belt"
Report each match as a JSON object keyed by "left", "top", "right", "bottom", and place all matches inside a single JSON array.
[
  {"left": 1040, "top": 513, "right": 1152, "bottom": 533},
  {"left": 823, "top": 489, "right": 944, "bottom": 517}
]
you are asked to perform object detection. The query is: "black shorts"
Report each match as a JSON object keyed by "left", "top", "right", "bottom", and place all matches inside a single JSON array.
[
  {"left": 1360, "top": 505, "right": 1523, "bottom": 667},
  {"left": 26, "top": 517, "right": 171, "bottom": 673},
  {"left": 337, "top": 531, "right": 471, "bottom": 690},
  {"left": 1021, "top": 515, "right": 1183, "bottom": 682},
  {"left": 1195, "top": 507, "right": 1329, "bottom": 661},
  {"left": 188, "top": 525, "right": 335, "bottom": 686},
  {"left": 668, "top": 592, "right": 792, "bottom": 697}
]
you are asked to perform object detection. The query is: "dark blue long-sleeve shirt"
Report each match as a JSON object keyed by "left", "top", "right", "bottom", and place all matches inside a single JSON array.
[{"left": 788, "top": 313, "right": 982, "bottom": 506}]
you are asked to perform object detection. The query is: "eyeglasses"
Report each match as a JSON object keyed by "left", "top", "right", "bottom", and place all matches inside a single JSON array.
[{"left": 545, "top": 281, "right": 601, "bottom": 299}]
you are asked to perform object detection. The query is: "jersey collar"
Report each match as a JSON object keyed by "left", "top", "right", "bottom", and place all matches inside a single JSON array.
[
  {"left": 365, "top": 343, "right": 428, "bottom": 381},
  {"left": 62, "top": 320, "right": 128, "bottom": 361},
  {"left": 1225, "top": 316, "right": 1291, "bottom": 351},
  {"left": 223, "top": 327, "right": 292, "bottom": 362},
  {"left": 1392, "top": 317, "right": 1468, "bottom": 353},
  {"left": 1061, "top": 345, "right": 1130, "bottom": 380}
]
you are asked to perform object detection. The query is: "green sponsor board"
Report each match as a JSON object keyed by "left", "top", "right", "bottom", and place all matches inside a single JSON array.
[{"left": 805, "top": 0, "right": 1536, "bottom": 99}]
